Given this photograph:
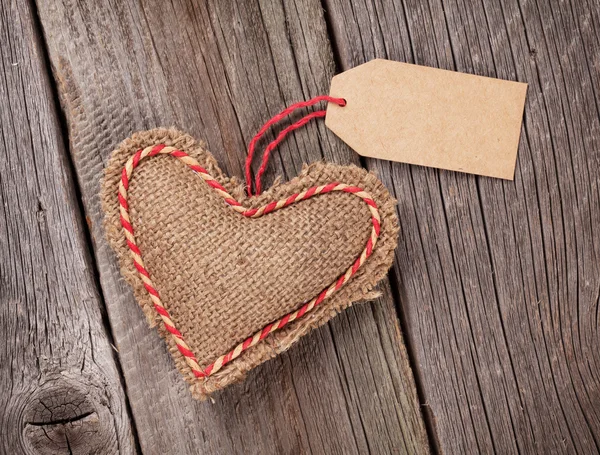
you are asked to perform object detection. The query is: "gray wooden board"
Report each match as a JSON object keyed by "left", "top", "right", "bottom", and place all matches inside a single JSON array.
[
  {"left": 35, "top": 0, "right": 430, "bottom": 453},
  {"left": 325, "top": 0, "right": 600, "bottom": 453},
  {"left": 0, "top": 0, "right": 135, "bottom": 453}
]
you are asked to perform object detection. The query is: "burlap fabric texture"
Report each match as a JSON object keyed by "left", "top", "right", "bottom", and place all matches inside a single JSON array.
[{"left": 102, "top": 128, "right": 399, "bottom": 399}]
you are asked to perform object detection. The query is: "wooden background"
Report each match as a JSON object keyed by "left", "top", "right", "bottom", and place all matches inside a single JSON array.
[{"left": 1, "top": 0, "right": 599, "bottom": 453}]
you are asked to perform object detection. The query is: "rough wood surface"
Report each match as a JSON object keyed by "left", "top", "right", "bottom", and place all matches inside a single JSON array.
[
  {"left": 0, "top": 1, "right": 135, "bottom": 453},
  {"left": 325, "top": 0, "right": 600, "bottom": 453},
  {"left": 35, "top": 0, "right": 429, "bottom": 453}
]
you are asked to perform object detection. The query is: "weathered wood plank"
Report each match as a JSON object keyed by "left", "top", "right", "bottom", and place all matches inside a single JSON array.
[
  {"left": 325, "top": 0, "right": 600, "bottom": 453},
  {"left": 0, "top": 1, "right": 136, "bottom": 453},
  {"left": 35, "top": 0, "right": 430, "bottom": 453}
]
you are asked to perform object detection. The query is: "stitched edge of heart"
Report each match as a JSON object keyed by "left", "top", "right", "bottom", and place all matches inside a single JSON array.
[
  {"left": 119, "top": 144, "right": 382, "bottom": 379},
  {"left": 102, "top": 128, "right": 399, "bottom": 399}
]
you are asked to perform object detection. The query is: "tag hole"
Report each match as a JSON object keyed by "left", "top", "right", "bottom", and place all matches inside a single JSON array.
[{"left": 340, "top": 98, "right": 347, "bottom": 106}]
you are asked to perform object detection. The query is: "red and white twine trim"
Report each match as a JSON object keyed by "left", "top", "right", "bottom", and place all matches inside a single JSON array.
[{"left": 119, "top": 144, "right": 381, "bottom": 378}]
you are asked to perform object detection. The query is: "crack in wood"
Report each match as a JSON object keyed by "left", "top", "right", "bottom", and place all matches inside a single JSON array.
[{"left": 26, "top": 411, "right": 96, "bottom": 427}]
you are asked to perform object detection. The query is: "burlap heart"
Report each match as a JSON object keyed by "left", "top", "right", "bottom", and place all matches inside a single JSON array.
[{"left": 102, "top": 128, "right": 398, "bottom": 399}]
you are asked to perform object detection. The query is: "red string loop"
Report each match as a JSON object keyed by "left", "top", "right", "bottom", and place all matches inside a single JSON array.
[{"left": 245, "top": 95, "right": 346, "bottom": 196}]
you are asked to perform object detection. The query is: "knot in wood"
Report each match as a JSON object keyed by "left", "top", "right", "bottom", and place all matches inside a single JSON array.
[{"left": 19, "top": 375, "right": 119, "bottom": 454}]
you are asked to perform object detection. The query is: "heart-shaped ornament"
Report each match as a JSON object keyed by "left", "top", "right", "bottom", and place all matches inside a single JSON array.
[{"left": 102, "top": 128, "right": 398, "bottom": 399}]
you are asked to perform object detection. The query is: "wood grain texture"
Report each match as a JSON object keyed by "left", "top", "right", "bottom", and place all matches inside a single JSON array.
[
  {"left": 35, "top": 0, "right": 429, "bottom": 453},
  {"left": 325, "top": 0, "right": 600, "bottom": 453},
  {"left": 0, "top": 1, "right": 135, "bottom": 453}
]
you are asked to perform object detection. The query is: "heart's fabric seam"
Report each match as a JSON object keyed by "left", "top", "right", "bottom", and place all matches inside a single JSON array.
[{"left": 119, "top": 143, "right": 381, "bottom": 379}]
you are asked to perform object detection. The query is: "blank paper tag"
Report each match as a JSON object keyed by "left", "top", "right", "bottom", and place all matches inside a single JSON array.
[{"left": 326, "top": 59, "right": 527, "bottom": 180}]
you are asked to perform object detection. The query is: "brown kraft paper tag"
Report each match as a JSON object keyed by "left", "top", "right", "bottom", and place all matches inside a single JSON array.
[{"left": 326, "top": 59, "right": 528, "bottom": 180}]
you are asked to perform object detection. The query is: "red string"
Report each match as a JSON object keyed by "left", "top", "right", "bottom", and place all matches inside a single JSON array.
[{"left": 245, "top": 95, "right": 346, "bottom": 196}]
